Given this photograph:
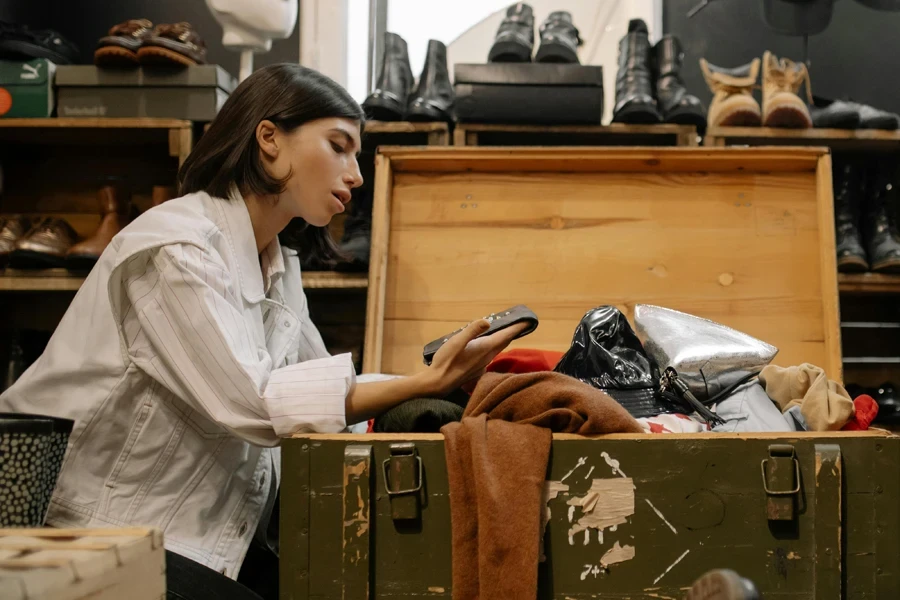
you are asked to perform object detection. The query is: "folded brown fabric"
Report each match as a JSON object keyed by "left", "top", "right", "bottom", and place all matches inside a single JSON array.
[
  {"left": 759, "top": 363, "right": 855, "bottom": 431},
  {"left": 442, "top": 371, "right": 642, "bottom": 600}
]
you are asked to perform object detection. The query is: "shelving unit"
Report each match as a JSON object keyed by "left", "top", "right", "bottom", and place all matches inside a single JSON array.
[
  {"left": 453, "top": 123, "right": 698, "bottom": 147},
  {"left": 704, "top": 126, "right": 900, "bottom": 152},
  {"left": 838, "top": 273, "right": 900, "bottom": 294}
]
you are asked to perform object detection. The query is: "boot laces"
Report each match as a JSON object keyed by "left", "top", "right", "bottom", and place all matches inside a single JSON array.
[{"left": 765, "top": 55, "right": 812, "bottom": 104}]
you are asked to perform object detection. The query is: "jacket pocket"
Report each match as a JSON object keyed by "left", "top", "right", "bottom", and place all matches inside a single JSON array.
[{"left": 161, "top": 393, "right": 230, "bottom": 440}]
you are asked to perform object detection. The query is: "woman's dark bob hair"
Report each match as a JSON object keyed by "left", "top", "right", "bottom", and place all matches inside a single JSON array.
[{"left": 178, "top": 63, "right": 365, "bottom": 264}]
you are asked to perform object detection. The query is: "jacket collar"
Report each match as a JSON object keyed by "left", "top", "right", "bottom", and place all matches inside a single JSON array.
[{"left": 216, "top": 187, "right": 285, "bottom": 303}]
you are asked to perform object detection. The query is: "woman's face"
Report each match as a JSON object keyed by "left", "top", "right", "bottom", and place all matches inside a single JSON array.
[{"left": 261, "top": 117, "right": 363, "bottom": 227}]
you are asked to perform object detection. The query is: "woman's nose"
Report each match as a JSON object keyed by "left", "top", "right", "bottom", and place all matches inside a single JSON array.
[{"left": 345, "top": 159, "right": 363, "bottom": 189}]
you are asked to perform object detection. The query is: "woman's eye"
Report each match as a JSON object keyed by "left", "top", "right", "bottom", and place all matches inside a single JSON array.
[{"left": 330, "top": 141, "right": 344, "bottom": 153}]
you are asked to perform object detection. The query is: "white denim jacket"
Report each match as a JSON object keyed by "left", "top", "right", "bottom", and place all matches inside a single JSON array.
[{"left": 0, "top": 190, "right": 356, "bottom": 577}]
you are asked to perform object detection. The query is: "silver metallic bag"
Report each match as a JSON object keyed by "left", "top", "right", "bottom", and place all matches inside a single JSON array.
[{"left": 633, "top": 304, "right": 779, "bottom": 402}]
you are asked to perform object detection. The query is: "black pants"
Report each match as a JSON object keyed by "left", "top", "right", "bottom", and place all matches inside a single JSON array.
[{"left": 166, "top": 542, "right": 279, "bottom": 600}]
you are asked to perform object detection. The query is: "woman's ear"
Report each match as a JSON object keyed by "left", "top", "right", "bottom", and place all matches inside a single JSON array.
[{"left": 256, "top": 120, "right": 280, "bottom": 160}]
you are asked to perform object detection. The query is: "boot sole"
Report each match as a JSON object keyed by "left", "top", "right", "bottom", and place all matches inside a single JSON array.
[
  {"left": 763, "top": 105, "right": 812, "bottom": 128},
  {"left": 362, "top": 95, "right": 405, "bottom": 121},
  {"left": 535, "top": 43, "right": 578, "bottom": 64},
  {"left": 872, "top": 257, "right": 900, "bottom": 274},
  {"left": 717, "top": 109, "right": 762, "bottom": 127},
  {"left": 94, "top": 46, "right": 140, "bottom": 67},
  {"left": 686, "top": 569, "right": 758, "bottom": 600},
  {"left": 837, "top": 256, "right": 870, "bottom": 273},
  {"left": 665, "top": 107, "right": 708, "bottom": 132},
  {"left": 488, "top": 40, "right": 532, "bottom": 63},
  {"left": 136, "top": 46, "right": 198, "bottom": 67}
]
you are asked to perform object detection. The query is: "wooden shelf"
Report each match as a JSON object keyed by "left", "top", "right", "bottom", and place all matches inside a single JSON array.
[
  {"left": 839, "top": 273, "right": 900, "bottom": 294},
  {"left": 704, "top": 126, "right": 900, "bottom": 152},
  {"left": 0, "top": 117, "right": 191, "bottom": 129},
  {"left": 363, "top": 121, "right": 449, "bottom": 146},
  {"left": 454, "top": 123, "right": 698, "bottom": 147},
  {"left": 0, "top": 269, "right": 367, "bottom": 292}
]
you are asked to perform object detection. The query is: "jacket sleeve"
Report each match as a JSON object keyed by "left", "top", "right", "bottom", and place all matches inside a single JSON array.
[{"left": 109, "top": 243, "right": 355, "bottom": 446}]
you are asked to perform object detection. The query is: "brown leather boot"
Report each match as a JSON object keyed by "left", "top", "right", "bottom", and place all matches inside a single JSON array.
[
  {"left": 65, "top": 186, "right": 131, "bottom": 271},
  {"left": 761, "top": 50, "right": 812, "bottom": 128},
  {"left": 151, "top": 185, "right": 176, "bottom": 207}
]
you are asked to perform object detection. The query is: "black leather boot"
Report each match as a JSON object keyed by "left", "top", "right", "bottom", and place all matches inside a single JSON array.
[
  {"left": 652, "top": 35, "right": 706, "bottom": 130},
  {"left": 534, "top": 11, "right": 582, "bottom": 64},
  {"left": 362, "top": 32, "right": 413, "bottom": 121},
  {"left": 612, "top": 19, "right": 662, "bottom": 124},
  {"left": 488, "top": 2, "right": 534, "bottom": 63},
  {"left": 863, "top": 160, "right": 900, "bottom": 274},
  {"left": 407, "top": 39, "right": 454, "bottom": 122},
  {"left": 335, "top": 189, "right": 372, "bottom": 273},
  {"left": 833, "top": 159, "right": 869, "bottom": 273}
]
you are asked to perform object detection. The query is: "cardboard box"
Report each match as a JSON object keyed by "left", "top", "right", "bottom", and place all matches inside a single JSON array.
[{"left": 0, "top": 58, "right": 56, "bottom": 118}]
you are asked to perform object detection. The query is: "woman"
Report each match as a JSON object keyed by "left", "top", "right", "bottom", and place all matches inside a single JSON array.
[{"left": 0, "top": 64, "right": 524, "bottom": 598}]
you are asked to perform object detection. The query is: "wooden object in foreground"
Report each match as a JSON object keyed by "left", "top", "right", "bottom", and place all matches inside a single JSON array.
[
  {"left": 704, "top": 126, "right": 900, "bottom": 152},
  {"left": 363, "top": 121, "right": 449, "bottom": 147},
  {"left": 453, "top": 123, "right": 698, "bottom": 147},
  {"left": 363, "top": 146, "right": 841, "bottom": 380},
  {"left": 838, "top": 273, "right": 900, "bottom": 294},
  {"left": 0, "top": 527, "right": 164, "bottom": 599}
]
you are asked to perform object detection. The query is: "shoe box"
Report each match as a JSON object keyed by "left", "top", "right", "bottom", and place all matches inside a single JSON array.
[
  {"left": 54, "top": 65, "right": 236, "bottom": 121},
  {"left": 0, "top": 58, "right": 56, "bottom": 118},
  {"left": 453, "top": 63, "right": 603, "bottom": 124}
]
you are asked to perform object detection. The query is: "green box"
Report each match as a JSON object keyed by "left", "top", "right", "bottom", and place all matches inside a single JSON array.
[{"left": 0, "top": 58, "right": 55, "bottom": 118}]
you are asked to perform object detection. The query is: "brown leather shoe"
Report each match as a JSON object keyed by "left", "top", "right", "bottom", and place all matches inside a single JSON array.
[
  {"left": 151, "top": 185, "right": 176, "bottom": 207},
  {"left": 66, "top": 186, "right": 131, "bottom": 271},
  {"left": 137, "top": 22, "right": 207, "bottom": 67},
  {"left": 95, "top": 19, "right": 154, "bottom": 67},
  {"left": 10, "top": 218, "right": 78, "bottom": 269},
  {"left": 0, "top": 216, "right": 33, "bottom": 268}
]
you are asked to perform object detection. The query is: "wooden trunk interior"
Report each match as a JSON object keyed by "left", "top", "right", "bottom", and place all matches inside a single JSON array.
[{"left": 364, "top": 147, "right": 842, "bottom": 381}]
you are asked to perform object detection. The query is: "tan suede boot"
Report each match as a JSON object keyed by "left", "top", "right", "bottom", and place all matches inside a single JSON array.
[
  {"left": 699, "top": 57, "right": 761, "bottom": 128},
  {"left": 65, "top": 185, "right": 131, "bottom": 270},
  {"left": 761, "top": 50, "right": 812, "bottom": 128}
]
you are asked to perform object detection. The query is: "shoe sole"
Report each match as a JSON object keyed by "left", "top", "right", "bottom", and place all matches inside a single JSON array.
[
  {"left": 860, "top": 117, "right": 900, "bottom": 130},
  {"left": 535, "top": 43, "right": 579, "bottom": 64},
  {"left": 136, "top": 46, "right": 197, "bottom": 67},
  {"left": 488, "top": 40, "right": 532, "bottom": 63},
  {"left": 686, "top": 569, "right": 756, "bottom": 600},
  {"left": 837, "top": 256, "right": 870, "bottom": 273},
  {"left": 94, "top": 46, "right": 139, "bottom": 67},
  {"left": 763, "top": 105, "right": 812, "bottom": 128},
  {"left": 872, "top": 257, "right": 900, "bottom": 274},
  {"left": 665, "top": 108, "right": 708, "bottom": 132},
  {"left": 407, "top": 103, "right": 450, "bottom": 122},
  {"left": 612, "top": 102, "right": 663, "bottom": 125}
]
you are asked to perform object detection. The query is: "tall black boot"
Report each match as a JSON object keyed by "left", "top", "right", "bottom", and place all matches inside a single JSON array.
[
  {"left": 611, "top": 19, "right": 662, "bottom": 124},
  {"left": 335, "top": 189, "right": 372, "bottom": 273},
  {"left": 863, "top": 159, "right": 900, "bottom": 274},
  {"left": 488, "top": 2, "right": 534, "bottom": 63},
  {"left": 407, "top": 39, "right": 454, "bottom": 122},
  {"left": 833, "top": 158, "right": 869, "bottom": 273},
  {"left": 534, "top": 11, "right": 582, "bottom": 64},
  {"left": 362, "top": 32, "right": 413, "bottom": 121},
  {"left": 652, "top": 35, "right": 705, "bottom": 131}
]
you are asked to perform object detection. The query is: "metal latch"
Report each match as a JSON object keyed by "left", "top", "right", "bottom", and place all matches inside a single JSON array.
[
  {"left": 761, "top": 444, "right": 801, "bottom": 521},
  {"left": 382, "top": 443, "right": 423, "bottom": 520}
]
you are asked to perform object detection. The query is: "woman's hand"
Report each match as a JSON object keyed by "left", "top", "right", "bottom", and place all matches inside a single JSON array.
[{"left": 420, "top": 319, "right": 530, "bottom": 397}]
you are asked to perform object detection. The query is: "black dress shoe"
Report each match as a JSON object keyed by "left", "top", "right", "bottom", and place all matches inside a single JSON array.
[
  {"left": 863, "top": 159, "right": 900, "bottom": 274},
  {"left": 488, "top": 2, "right": 535, "bottom": 63},
  {"left": 407, "top": 39, "right": 454, "bottom": 122},
  {"left": 833, "top": 158, "right": 869, "bottom": 273},
  {"left": 652, "top": 35, "right": 706, "bottom": 131},
  {"left": 611, "top": 19, "right": 662, "bottom": 124},
  {"left": 810, "top": 96, "right": 861, "bottom": 129},
  {"left": 362, "top": 32, "right": 414, "bottom": 121},
  {"left": 846, "top": 100, "right": 900, "bottom": 130},
  {"left": 874, "top": 382, "right": 900, "bottom": 424},
  {"left": 0, "top": 20, "right": 79, "bottom": 64},
  {"left": 534, "top": 11, "right": 582, "bottom": 64}
]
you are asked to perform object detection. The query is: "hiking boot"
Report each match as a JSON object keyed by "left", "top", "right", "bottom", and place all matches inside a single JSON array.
[
  {"left": 363, "top": 32, "right": 414, "bottom": 121},
  {"left": 611, "top": 19, "right": 662, "bottom": 124},
  {"left": 863, "top": 159, "right": 900, "bottom": 274},
  {"left": 653, "top": 35, "right": 705, "bottom": 131},
  {"left": 488, "top": 2, "right": 535, "bottom": 63},
  {"left": 761, "top": 50, "right": 812, "bottom": 128},
  {"left": 534, "top": 11, "right": 582, "bottom": 64},
  {"left": 833, "top": 158, "right": 869, "bottom": 273},
  {"left": 699, "top": 58, "right": 761, "bottom": 128}
]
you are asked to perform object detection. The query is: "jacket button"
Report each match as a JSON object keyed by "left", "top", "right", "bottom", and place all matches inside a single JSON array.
[
  {"left": 238, "top": 522, "right": 248, "bottom": 536},
  {"left": 283, "top": 320, "right": 291, "bottom": 328}
]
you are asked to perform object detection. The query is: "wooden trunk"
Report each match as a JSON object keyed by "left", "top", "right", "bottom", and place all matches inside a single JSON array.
[{"left": 280, "top": 147, "right": 897, "bottom": 599}]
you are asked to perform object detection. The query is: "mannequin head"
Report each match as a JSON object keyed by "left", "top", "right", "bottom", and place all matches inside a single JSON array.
[
  {"left": 205, "top": 0, "right": 297, "bottom": 51},
  {"left": 179, "top": 63, "right": 364, "bottom": 262}
]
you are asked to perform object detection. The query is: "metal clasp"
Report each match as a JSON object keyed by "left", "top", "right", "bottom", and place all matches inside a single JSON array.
[
  {"left": 761, "top": 444, "right": 801, "bottom": 521},
  {"left": 382, "top": 443, "right": 423, "bottom": 520}
]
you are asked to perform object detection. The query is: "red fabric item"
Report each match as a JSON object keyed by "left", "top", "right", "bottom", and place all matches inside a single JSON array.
[
  {"left": 486, "top": 348, "right": 564, "bottom": 374},
  {"left": 366, "top": 418, "right": 374, "bottom": 433},
  {"left": 842, "top": 395, "right": 878, "bottom": 431}
]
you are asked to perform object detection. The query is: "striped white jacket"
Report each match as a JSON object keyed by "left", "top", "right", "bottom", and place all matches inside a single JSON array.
[{"left": 0, "top": 190, "right": 356, "bottom": 576}]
